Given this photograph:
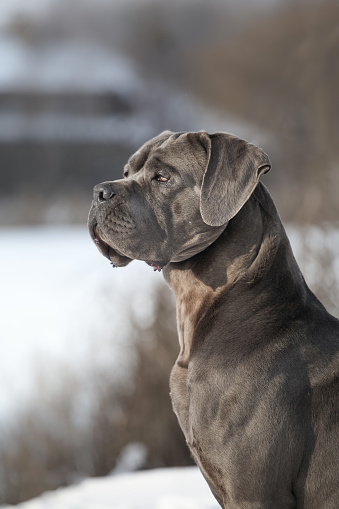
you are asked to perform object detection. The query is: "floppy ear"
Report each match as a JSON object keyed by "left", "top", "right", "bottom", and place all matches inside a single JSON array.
[{"left": 200, "top": 132, "right": 271, "bottom": 227}]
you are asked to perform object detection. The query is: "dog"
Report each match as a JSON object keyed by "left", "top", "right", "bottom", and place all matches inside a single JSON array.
[{"left": 88, "top": 131, "right": 339, "bottom": 508}]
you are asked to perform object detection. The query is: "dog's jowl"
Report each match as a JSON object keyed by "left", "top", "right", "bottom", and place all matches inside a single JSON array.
[{"left": 88, "top": 131, "right": 339, "bottom": 509}]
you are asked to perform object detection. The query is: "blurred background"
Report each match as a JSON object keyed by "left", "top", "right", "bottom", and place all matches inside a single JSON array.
[{"left": 0, "top": 0, "right": 338, "bottom": 505}]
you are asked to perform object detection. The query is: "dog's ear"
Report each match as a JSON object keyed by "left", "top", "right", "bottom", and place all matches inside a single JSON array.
[{"left": 200, "top": 132, "right": 271, "bottom": 227}]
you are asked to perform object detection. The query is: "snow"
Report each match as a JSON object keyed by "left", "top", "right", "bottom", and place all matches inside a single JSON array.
[
  {"left": 0, "top": 467, "right": 219, "bottom": 509},
  {"left": 1, "top": 223, "right": 339, "bottom": 421},
  {"left": 0, "top": 0, "right": 55, "bottom": 27},
  {"left": 0, "top": 224, "right": 338, "bottom": 508},
  {"left": 0, "top": 225, "right": 162, "bottom": 420},
  {"left": 0, "top": 39, "right": 141, "bottom": 94},
  {"left": 0, "top": 3, "right": 272, "bottom": 148},
  {"left": 0, "top": 36, "right": 265, "bottom": 147},
  {"left": 0, "top": 0, "right": 285, "bottom": 28}
]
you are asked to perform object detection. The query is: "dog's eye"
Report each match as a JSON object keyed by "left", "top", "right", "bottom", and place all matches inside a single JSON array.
[
  {"left": 155, "top": 175, "right": 169, "bottom": 183},
  {"left": 124, "top": 171, "right": 129, "bottom": 178}
]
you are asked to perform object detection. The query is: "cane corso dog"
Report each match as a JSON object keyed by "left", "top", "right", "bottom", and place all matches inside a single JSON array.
[{"left": 88, "top": 131, "right": 339, "bottom": 508}]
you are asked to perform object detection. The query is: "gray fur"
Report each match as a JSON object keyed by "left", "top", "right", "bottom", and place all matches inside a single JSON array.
[{"left": 88, "top": 131, "right": 339, "bottom": 508}]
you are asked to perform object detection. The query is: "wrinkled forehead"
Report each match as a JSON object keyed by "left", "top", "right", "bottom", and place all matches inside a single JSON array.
[
  {"left": 124, "top": 132, "right": 207, "bottom": 181},
  {"left": 124, "top": 135, "right": 167, "bottom": 176}
]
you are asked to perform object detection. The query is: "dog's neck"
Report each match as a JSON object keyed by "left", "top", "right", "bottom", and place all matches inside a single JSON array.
[
  {"left": 163, "top": 183, "right": 307, "bottom": 363},
  {"left": 169, "top": 224, "right": 227, "bottom": 264},
  {"left": 163, "top": 183, "right": 285, "bottom": 291}
]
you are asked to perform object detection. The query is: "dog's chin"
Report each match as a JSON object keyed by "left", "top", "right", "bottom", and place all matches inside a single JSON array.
[
  {"left": 107, "top": 248, "right": 133, "bottom": 268},
  {"left": 89, "top": 223, "right": 133, "bottom": 267},
  {"left": 89, "top": 221, "right": 169, "bottom": 270},
  {"left": 98, "top": 240, "right": 132, "bottom": 268}
]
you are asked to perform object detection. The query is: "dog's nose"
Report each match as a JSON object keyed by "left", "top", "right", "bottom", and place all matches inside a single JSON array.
[{"left": 93, "top": 182, "right": 116, "bottom": 202}]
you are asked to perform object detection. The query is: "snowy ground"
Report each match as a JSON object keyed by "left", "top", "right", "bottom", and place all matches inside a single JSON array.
[
  {"left": 1, "top": 224, "right": 339, "bottom": 508},
  {"left": 0, "top": 225, "right": 163, "bottom": 420},
  {"left": 0, "top": 467, "right": 219, "bottom": 509},
  {"left": 1, "top": 224, "right": 339, "bottom": 421}
]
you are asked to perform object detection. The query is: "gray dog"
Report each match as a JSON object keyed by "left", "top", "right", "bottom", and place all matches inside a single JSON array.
[{"left": 88, "top": 131, "right": 339, "bottom": 508}]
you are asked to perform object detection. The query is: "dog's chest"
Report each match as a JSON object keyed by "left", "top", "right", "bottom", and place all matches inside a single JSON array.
[{"left": 169, "top": 362, "right": 191, "bottom": 439}]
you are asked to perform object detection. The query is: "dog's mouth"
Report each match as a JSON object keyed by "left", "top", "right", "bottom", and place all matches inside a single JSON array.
[
  {"left": 88, "top": 218, "right": 133, "bottom": 268},
  {"left": 92, "top": 224, "right": 111, "bottom": 260},
  {"left": 88, "top": 219, "right": 114, "bottom": 261},
  {"left": 88, "top": 210, "right": 166, "bottom": 270}
]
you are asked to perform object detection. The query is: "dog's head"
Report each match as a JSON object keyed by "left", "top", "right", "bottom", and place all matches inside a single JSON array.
[{"left": 88, "top": 131, "right": 270, "bottom": 270}]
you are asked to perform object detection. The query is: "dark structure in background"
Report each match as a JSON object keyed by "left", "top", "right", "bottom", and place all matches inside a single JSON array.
[
  {"left": 0, "top": 80, "right": 142, "bottom": 224},
  {"left": 1, "top": 0, "right": 338, "bottom": 226}
]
